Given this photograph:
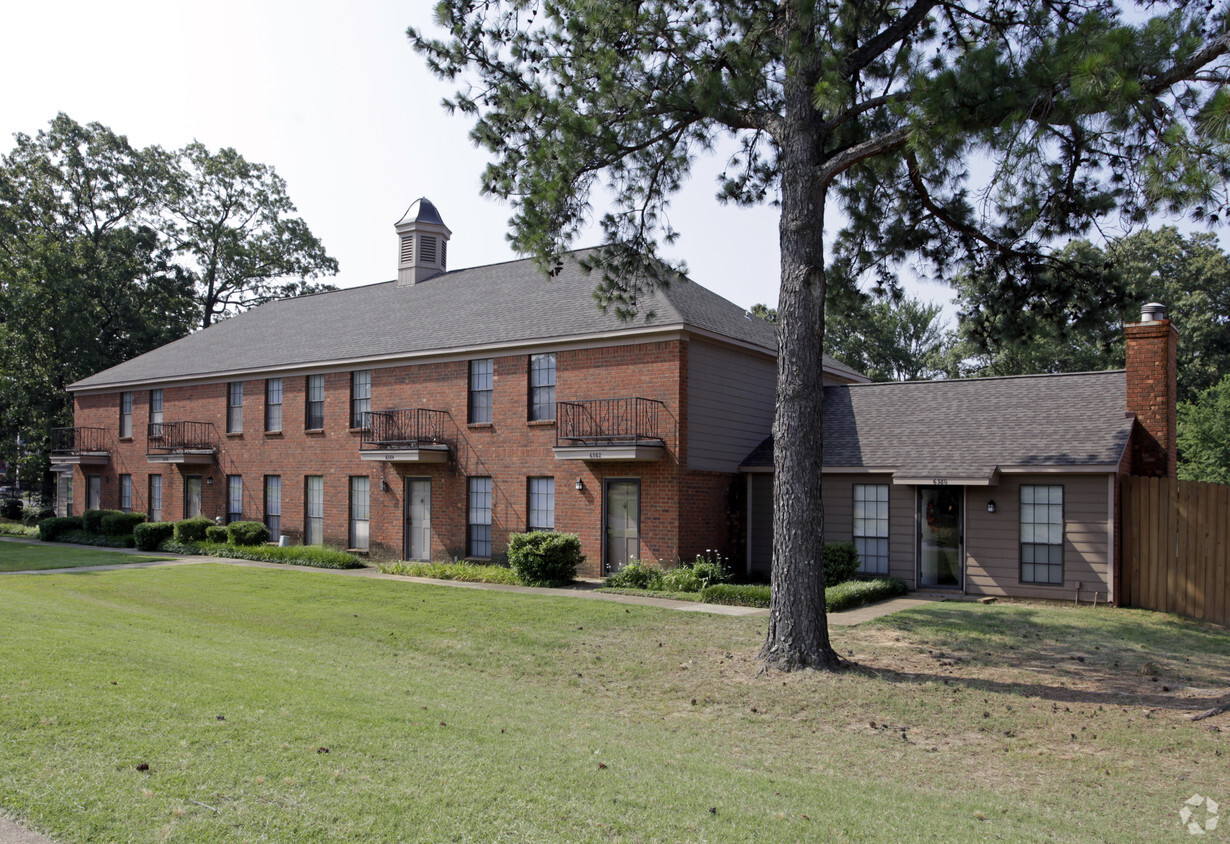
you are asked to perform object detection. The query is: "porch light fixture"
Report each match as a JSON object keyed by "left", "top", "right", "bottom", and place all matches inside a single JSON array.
[
  {"left": 986, "top": 500, "right": 997, "bottom": 513},
  {"left": 205, "top": 477, "right": 213, "bottom": 485},
  {"left": 380, "top": 478, "right": 389, "bottom": 492},
  {"left": 575, "top": 478, "right": 584, "bottom": 491}
]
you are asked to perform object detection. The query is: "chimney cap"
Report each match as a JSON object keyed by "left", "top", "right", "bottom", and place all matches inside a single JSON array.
[{"left": 1140, "top": 302, "right": 1167, "bottom": 322}]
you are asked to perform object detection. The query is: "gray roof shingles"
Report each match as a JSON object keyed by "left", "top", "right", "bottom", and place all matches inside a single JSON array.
[
  {"left": 71, "top": 249, "right": 860, "bottom": 389},
  {"left": 743, "top": 370, "right": 1133, "bottom": 477}
]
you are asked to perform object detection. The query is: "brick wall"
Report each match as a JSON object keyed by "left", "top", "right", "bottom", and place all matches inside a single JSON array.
[{"left": 1124, "top": 319, "right": 1178, "bottom": 478}]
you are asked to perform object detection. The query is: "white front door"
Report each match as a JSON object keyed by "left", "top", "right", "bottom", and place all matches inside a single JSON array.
[{"left": 405, "top": 478, "right": 431, "bottom": 561}]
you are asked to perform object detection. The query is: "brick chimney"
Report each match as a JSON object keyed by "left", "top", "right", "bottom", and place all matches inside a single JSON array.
[{"left": 1125, "top": 302, "right": 1178, "bottom": 477}]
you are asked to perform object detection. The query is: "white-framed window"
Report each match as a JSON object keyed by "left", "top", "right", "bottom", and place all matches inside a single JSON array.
[
  {"left": 305, "top": 475, "right": 323, "bottom": 545},
  {"left": 148, "top": 475, "right": 162, "bottom": 523},
  {"left": 528, "top": 477, "right": 554, "bottom": 532},
  {"left": 264, "top": 475, "right": 281, "bottom": 540},
  {"left": 227, "top": 382, "right": 243, "bottom": 434},
  {"left": 529, "top": 353, "right": 556, "bottom": 421},
  {"left": 305, "top": 375, "right": 325, "bottom": 430},
  {"left": 852, "top": 483, "right": 889, "bottom": 574},
  {"left": 1021, "top": 485, "right": 1064, "bottom": 585},
  {"left": 265, "top": 378, "right": 282, "bottom": 432},
  {"left": 227, "top": 475, "right": 243, "bottom": 524},
  {"left": 149, "top": 389, "right": 163, "bottom": 429},
  {"left": 119, "top": 392, "right": 133, "bottom": 438},
  {"left": 119, "top": 474, "right": 132, "bottom": 513},
  {"left": 468, "top": 476, "right": 492, "bottom": 558},
  {"left": 469, "top": 359, "right": 493, "bottom": 424},
  {"left": 351, "top": 370, "right": 371, "bottom": 429},
  {"left": 349, "top": 476, "right": 370, "bottom": 551}
]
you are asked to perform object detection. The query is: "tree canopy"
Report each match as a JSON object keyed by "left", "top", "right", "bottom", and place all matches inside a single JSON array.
[
  {"left": 412, "top": 0, "right": 1230, "bottom": 670},
  {"left": 1178, "top": 374, "right": 1230, "bottom": 485}
]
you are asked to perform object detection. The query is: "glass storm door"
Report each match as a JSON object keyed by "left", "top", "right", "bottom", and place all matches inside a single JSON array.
[
  {"left": 405, "top": 478, "right": 431, "bottom": 562},
  {"left": 184, "top": 476, "right": 203, "bottom": 519},
  {"left": 604, "top": 480, "right": 640, "bottom": 574},
  {"left": 918, "top": 486, "right": 962, "bottom": 588},
  {"left": 86, "top": 474, "right": 101, "bottom": 510}
]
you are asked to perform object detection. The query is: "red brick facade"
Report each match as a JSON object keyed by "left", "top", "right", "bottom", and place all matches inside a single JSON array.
[
  {"left": 69, "top": 338, "right": 748, "bottom": 576},
  {"left": 1124, "top": 319, "right": 1178, "bottom": 478}
]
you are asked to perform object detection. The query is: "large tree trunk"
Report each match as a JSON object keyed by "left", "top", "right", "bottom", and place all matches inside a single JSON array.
[{"left": 758, "top": 2, "right": 842, "bottom": 672}]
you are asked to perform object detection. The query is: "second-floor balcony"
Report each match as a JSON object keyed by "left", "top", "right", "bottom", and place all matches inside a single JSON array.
[
  {"left": 147, "top": 421, "right": 218, "bottom": 464},
  {"left": 49, "top": 427, "right": 111, "bottom": 465},
  {"left": 553, "top": 397, "right": 666, "bottom": 461},
  {"left": 359, "top": 408, "right": 451, "bottom": 463}
]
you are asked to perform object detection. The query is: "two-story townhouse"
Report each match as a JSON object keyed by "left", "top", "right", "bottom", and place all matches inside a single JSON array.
[{"left": 52, "top": 199, "right": 863, "bottom": 575}]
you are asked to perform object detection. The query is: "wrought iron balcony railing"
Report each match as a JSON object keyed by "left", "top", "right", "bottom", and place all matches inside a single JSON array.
[
  {"left": 50, "top": 427, "right": 110, "bottom": 455},
  {"left": 360, "top": 408, "right": 449, "bottom": 450},
  {"left": 146, "top": 421, "right": 218, "bottom": 455},
  {"left": 555, "top": 397, "right": 666, "bottom": 448}
]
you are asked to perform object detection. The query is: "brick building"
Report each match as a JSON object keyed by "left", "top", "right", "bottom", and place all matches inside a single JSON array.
[{"left": 53, "top": 199, "right": 862, "bottom": 576}]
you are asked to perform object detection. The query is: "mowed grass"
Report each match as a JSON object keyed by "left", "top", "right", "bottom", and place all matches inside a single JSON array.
[
  {"left": 0, "top": 540, "right": 170, "bottom": 572},
  {"left": 1, "top": 566, "right": 1228, "bottom": 842}
]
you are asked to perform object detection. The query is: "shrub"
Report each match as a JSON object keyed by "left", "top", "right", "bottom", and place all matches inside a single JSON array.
[
  {"left": 826, "top": 577, "right": 908, "bottom": 613},
  {"left": 27, "top": 506, "right": 56, "bottom": 527},
  {"left": 507, "top": 531, "right": 584, "bottom": 586},
  {"left": 659, "top": 565, "right": 702, "bottom": 592},
  {"left": 227, "top": 520, "right": 270, "bottom": 546},
  {"left": 824, "top": 541, "right": 861, "bottom": 586},
  {"left": 197, "top": 541, "right": 364, "bottom": 569},
  {"left": 689, "top": 557, "right": 732, "bottom": 589},
  {"left": 58, "top": 530, "right": 135, "bottom": 548},
  {"left": 38, "top": 516, "right": 83, "bottom": 542},
  {"left": 134, "top": 522, "right": 175, "bottom": 552},
  {"left": 379, "top": 561, "right": 521, "bottom": 584},
  {"left": 0, "top": 499, "right": 22, "bottom": 520},
  {"left": 702, "top": 583, "right": 771, "bottom": 608},
  {"left": 100, "top": 512, "right": 146, "bottom": 537},
  {"left": 174, "top": 517, "right": 214, "bottom": 543},
  {"left": 205, "top": 525, "right": 229, "bottom": 543},
  {"left": 83, "top": 509, "right": 124, "bottom": 535},
  {"left": 605, "top": 560, "right": 663, "bottom": 590},
  {"left": 0, "top": 521, "right": 38, "bottom": 538}
]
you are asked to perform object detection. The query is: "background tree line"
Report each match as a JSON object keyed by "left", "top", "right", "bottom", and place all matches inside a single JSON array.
[{"left": 0, "top": 114, "right": 338, "bottom": 500}]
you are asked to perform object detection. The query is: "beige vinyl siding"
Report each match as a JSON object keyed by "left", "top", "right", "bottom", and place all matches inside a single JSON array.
[
  {"left": 964, "top": 474, "right": 1112, "bottom": 600},
  {"left": 687, "top": 340, "right": 776, "bottom": 472},
  {"left": 824, "top": 474, "right": 915, "bottom": 586}
]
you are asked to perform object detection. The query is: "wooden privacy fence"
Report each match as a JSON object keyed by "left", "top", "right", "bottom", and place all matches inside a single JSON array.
[{"left": 1122, "top": 476, "right": 1230, "bottom": 626}]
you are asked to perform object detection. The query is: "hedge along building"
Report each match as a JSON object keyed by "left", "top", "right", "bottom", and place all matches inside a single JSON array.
[
  {"left": 53, "top": 198, "right": 864, "bottom": 574},
  {"left": 741, "top": 303, "right": 1180, "bottom": 602}
]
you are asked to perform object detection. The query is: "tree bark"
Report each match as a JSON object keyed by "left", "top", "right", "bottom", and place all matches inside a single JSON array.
[{"left": 758, "top": 1, "right": 843, "bottom": 671}]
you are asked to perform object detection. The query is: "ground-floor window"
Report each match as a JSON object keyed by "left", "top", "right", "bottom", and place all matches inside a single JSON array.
[
  {"left": 1020, "top": 484, "right": 1064, "bottom": 584},
  {"left": 148, "top": 475, "right": 162, "bottom": 522},
  {"left": 852, "top": 483, "right": 889, "bottom": 574},
  {"left": 349, "top": 476, "right": 370, "bottom": 551},
  {"left": 119, "top": 474, "right": 132, "bottom": 513},
  {"left": 305, "top": 476, "right": 323, "bottom": 546},
  {"left": 184, "top": 476, "right": 202, "bottom": 518},
  {"left": 264, "top": 476, "right": 281, "bottom": 540},
  {"left": 468, "top": 476, "right": 492, "bottom": 558},
  {"left": 227, "top": 476, "right": 243, "bottom": 524},
  {"left": 86, "top": 474, "right": 101, "bottom": 510},
  {"left": 527, "top": 477, "right": 554, "bottom": 531}
]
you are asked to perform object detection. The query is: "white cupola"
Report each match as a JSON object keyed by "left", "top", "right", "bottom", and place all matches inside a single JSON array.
[{"left": 395, "top": 198, "right": 452, "bottom": 286}]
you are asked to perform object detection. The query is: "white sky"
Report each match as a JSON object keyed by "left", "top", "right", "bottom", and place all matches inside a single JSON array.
[{"left": 0, "top": 0, "right": 1072, "bottom": 325}]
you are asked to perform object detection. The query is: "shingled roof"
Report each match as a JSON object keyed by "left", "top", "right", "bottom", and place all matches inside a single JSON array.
[
  {"left": 70, "top": 249, "right": 862, "bottom": 390},
  {"left": 742, "top": 370, "right": 1133, "bottom": 481}
]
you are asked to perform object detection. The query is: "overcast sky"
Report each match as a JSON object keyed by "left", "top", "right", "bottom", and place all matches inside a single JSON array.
[{"left": 6, "top": 0, "right": 1140, "bottom": 325}]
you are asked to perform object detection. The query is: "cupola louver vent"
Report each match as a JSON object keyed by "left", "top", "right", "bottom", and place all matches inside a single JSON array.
[
  {"left": 420, "top": 235, "right": 437, "bottom": 264},
  {"left": 400, "top": 236, "right": 413, "bottom": 264}
]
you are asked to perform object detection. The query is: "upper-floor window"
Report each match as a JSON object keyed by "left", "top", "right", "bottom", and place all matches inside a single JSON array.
[
  {"left": 852, "top": 483, "right": 889, "bottom": 575},
  {"left": 149, "top": 389, "right": 163, "bottom": 428},
  {"left": 351, "top": 370, "right": 371, "bottom": 429},
  {"left": 528, "top": 477, "right": 554, "bottom": 532},
  {"left": 227, "top": 382, "right": 244, "bottom": 434},
  {"left": 469, "top": 359, "right": 493, "bottom": 424},
  {"left": 305, "top": 375, "right": 325, "bottom": 430},
  {"left": 119, "top": 392, "right": 133, "bottom": 438},
  {"left": 1021, "top": 485, "right": 1064, "bottom": 585},
  {"left": 265, "top": 378, "right": 283, "bottom": 432},
  {"left": 529, "top": 353, "right": 556, "bottom": 421}
]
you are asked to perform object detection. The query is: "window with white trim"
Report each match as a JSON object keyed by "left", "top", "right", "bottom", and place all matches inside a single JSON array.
[
  {"left": 529, "top": 353, "right": 556, "bottom": 421},
  {"left": 1021, "top": 485, "right": 1064, "bottom": 584},
  {"left": 852, "top": 483, "right": 889, "bottom": 574},
  {"left": 119, "top": 392, "right": 133, "bottom": 438},
  {"left": 149, "top": 389, "right": 163, "bottom": 429},
  {"left": 305, "top": 376, "right": 324, "bottom": 430},
  {"left": 227, "top": 475, "right": 242, "bottom": 524},
  {"left": 119, "top": 474, "right": 132, "bottom": 513},
  {"left": 468, "top": 477, "right": 492, "bottom": 558},
  {"left": 265, "top": 379, "right": 282, "bottom": 432},
  {"left": 351, "top": 371, "right": 371, "bottom": 429},
  {"left": 264, "top": 476, "right": 281, "bottom": 540},
  {"left": 469, "top": 359, "right": 493, "bottom": 424},
  {"left": 227, "top": 382, "right": 243, "bottom": 434},
  {"left": 528, "top": 477, "right": 554, "bottom": 532},
  {"left": 305, "top": 476, "right": 323, "bottom": 545},
  {"left": 349, "top": 476, "right": 370, "bottom": 551}
]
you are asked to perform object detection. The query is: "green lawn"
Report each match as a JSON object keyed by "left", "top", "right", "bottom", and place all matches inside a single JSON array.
[
  {"left": 1, "top": 565, "right": 1228, "bottom": 842},
  {"left": 0, "top": 540, "right": 171, "bottom": 572}
]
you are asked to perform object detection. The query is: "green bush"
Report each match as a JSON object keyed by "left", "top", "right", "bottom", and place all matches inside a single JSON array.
[
  {"left": 83, "top": 509, "right": 124, "bottom": 535},
  {"left": 227, "top": 520, "right": 270, "bottom": 546},
  {"left": 0, "top": 499, "right": 22, "bottom": 520},
  {"left": 824, "top": 541, "right": 861, "bottom": 586},
  {"left": 38, "top": 516, "right": 84, "bottom": 542},
  {"left": 826, "top": 577, "right": 908, "bottom": 612},
  {"left": 689, "top": 557, "right": 732, "bottom": 589},
  {"left": 57, "top": 530, "right": 135, "bottom": 548},
  {"left": 24, "top": 506, "right": 55, "bottom": 527},
  {"left": 702, "top": 583, "right": 771, "bottom": 607},
  {"left": 195, "top": 541, "right": 364, "bottom": 569},
  {"left": 134, "top": 522, "right": 175, "bottom": 552},
  {"left": 174, "top": 517, "right": 214, "bottom": 543},
  {"left": 507, "top": 531, "right": 584, "bottom": 586},
  {"left": 659, "top": 565, "right": 702, "bottom": 592},
  {"left": 0, "top": 521, "right": 39, "bottom": 538},
  {"left": 379, "top": 561, "right": 522, "bottom": 584},
  {"left": 100, "top": 512, "right": 146, "bottom": 537},
  {"left": 205, "top": 525, "right": 229, "bottom": 543},
  {"left": 604, "top": 560, "right": 663, "bottom": 590}
]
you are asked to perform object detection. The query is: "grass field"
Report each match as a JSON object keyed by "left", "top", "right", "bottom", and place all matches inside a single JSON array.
[
  {"left": 1, "top": 564, "right": 1228, "bottom": 842},
  {"left": 0, "top": 540, "right": 170, "bottom": 572}
]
